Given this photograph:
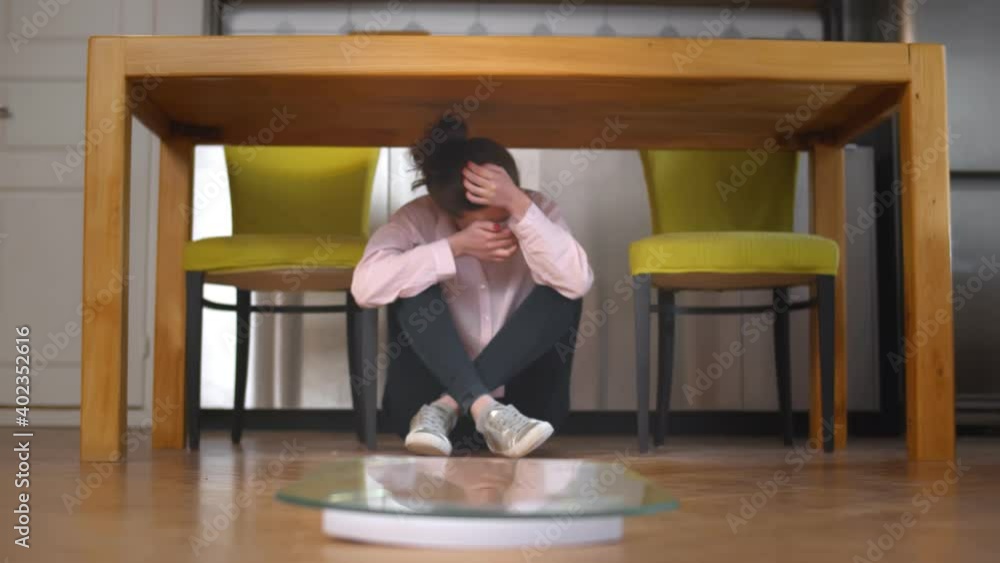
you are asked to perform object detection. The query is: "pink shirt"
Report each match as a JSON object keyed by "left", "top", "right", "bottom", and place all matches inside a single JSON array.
[{"left": 351, "top": 191, "right": 594, "bottom": 359}]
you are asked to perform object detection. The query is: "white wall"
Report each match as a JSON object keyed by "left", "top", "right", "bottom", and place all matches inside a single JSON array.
[
  {"left": 0, "top": 0, "right": 205, "bottom": 426},
  {"left": 222, "top": 2, "right": 822, "bottom": 39}
]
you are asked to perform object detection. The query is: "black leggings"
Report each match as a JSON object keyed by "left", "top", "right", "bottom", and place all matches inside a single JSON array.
[{"left": 381, "top": 284, "right": 583, "bottom": 440}]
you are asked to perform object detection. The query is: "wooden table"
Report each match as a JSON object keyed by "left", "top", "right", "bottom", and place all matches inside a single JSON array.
[{"left": 81, "top": 36, "right": 955, "bottom": 462}]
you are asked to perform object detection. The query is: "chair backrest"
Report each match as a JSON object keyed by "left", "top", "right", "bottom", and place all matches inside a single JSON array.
[
  {"left": 639, "top": 150, "right": 798, "bottom": 234},
  {"left": 224, "top": 146, "right": 380, "bottom": 237}
]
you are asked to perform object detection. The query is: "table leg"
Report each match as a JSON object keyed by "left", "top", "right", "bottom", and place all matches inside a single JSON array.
[
  {"left": 152, "top": 137, "right": 194, "bottom": 449},
  {"left": 899, "top": 44, "right": 955, "bottom": 461},
  {"left": 81, "top": 38, "right": 132, "bottom": 462},
  {"left": 809, "top": 144, "right": 848, "bottom": 450}
]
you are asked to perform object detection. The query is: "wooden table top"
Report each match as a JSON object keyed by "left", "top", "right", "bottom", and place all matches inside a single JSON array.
[{"left": 96, "top": 35, "right": 917, "bottom": 149}]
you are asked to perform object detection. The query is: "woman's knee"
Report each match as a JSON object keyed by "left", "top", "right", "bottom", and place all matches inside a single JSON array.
[
  {"left": 391, "top": 284, "right": 446, "bottom": 325},
  {"left": 534, "top": 285, "right": 583, "bottom": 322}
]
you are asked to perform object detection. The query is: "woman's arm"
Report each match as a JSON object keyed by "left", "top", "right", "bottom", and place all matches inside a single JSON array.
[
  {"left": 461, "top": 162, "right": 593, "bottom": 299},
  {"left": 507, "top": 192, "right": 594, "bottom": 299},
  {"left": 350, "top": 205, "right": 456, "bottom": 307}
]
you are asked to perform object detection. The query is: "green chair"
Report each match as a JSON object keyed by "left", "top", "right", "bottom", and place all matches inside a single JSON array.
[
  {"left": 183, "top": 146, "right": 381, "bottom": 450},
  {"left": 631, "top": 150, "right": 838, "bottom": 454}
]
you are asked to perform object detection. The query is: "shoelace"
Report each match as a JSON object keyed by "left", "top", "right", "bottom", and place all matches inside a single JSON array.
[
  {"left": 489, "top": 405, "right": 532, "bottom": 434},
  {"left": 417, "top": 405, "right": 450, "bottom": 430}
]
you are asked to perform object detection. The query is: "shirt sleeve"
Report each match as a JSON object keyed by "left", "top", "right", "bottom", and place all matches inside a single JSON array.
[
  {"left": 350, "top": 204, "right": 457, "bottom": 307},
  {"left": 507, "top": 192, "right": 594, "bottom": 299}
]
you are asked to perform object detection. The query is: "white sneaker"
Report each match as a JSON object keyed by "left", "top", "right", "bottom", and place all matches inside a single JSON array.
[
  {"left": 405, "top": 403, "right": 458, "bottom": 456},
  {"left": 476, "top": 403, "right": 554, "bottom": 458}
]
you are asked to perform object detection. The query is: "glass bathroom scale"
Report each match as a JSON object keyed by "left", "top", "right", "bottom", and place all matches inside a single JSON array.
[{"left": 277, "top": 456, "right": 678, "bottom": 549}]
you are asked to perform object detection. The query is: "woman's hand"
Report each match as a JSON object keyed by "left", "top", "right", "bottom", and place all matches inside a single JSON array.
[
  {"left": 462, "top": 162, "right": 532, "bottom": 219},
  {"left": 448, "top": 221, "right": 519, "bottom": 262}
]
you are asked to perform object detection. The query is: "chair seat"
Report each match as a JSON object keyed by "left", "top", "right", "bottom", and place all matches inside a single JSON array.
[
  {"left": 629, "top": 232, "right": 839, "bottom": 276},
  {"left": 183, "top": 234, "right": 367, "bottom": 273}
]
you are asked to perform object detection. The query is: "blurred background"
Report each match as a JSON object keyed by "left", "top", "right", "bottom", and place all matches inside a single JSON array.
[{"left": 1, "top": 0, "right": 996, "bottom": 434}]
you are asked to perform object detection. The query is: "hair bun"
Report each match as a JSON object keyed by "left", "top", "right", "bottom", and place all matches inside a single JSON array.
[
  {"left": 411, "top": 115, "right": 468, "bottom": 169},
  {"left": 432, "top": 115, "right": 467, "bottom": 143},
  {"left": 408, "top": 113, "right": 519, "bottom": 216}
]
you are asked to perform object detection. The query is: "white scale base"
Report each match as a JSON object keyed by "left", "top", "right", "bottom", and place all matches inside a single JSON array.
[{"left": 322, "top": 509, "right": 624, "bottom": 549}]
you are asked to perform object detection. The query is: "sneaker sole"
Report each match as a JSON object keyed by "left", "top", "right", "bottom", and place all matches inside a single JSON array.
[
  {"left": 405, "top": 432, "right": 452, "bottom": 456},
  {"left": 501, "top": 422, "right": 554, "bottom": 458}
]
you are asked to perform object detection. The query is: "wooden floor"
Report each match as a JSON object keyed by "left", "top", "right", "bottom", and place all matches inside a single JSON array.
[{"left": 4, "top": 430, "right": 999, "bottom": 563}]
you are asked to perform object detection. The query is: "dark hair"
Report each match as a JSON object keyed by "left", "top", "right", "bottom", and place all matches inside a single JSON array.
[{"left": 410, "top": 116, "right": 520, "bottom": 217}]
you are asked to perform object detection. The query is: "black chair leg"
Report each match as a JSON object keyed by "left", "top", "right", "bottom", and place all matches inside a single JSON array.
[
  {"left": 773, "top": 288, "right": 794, "bottom": 446},
  {"left": 634, "top": 275, "right": 652, "bottom": 454},
  {"left": 232, "top": 289, "right": 251, "bottom": 445},
  {"left": 817, "top": 275, "right": 836, "bottom": 453},
  {"left": 185, "top": 271, "right": 205, "bottom": 451},
  {"left": 654, "top": 289, "right": 676, "bottom": 447},
  {"left": 359, "top": 306, "right": 378, "bottom": 451},
  {"left": 345, "top": 294, "right": 358, "bottom": 440},
  {"left": 345, "top": 293, "right": 365, "bottom": 445},
  {"left": 347, "top": 293, "right": 377, "bottom": 450}
]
